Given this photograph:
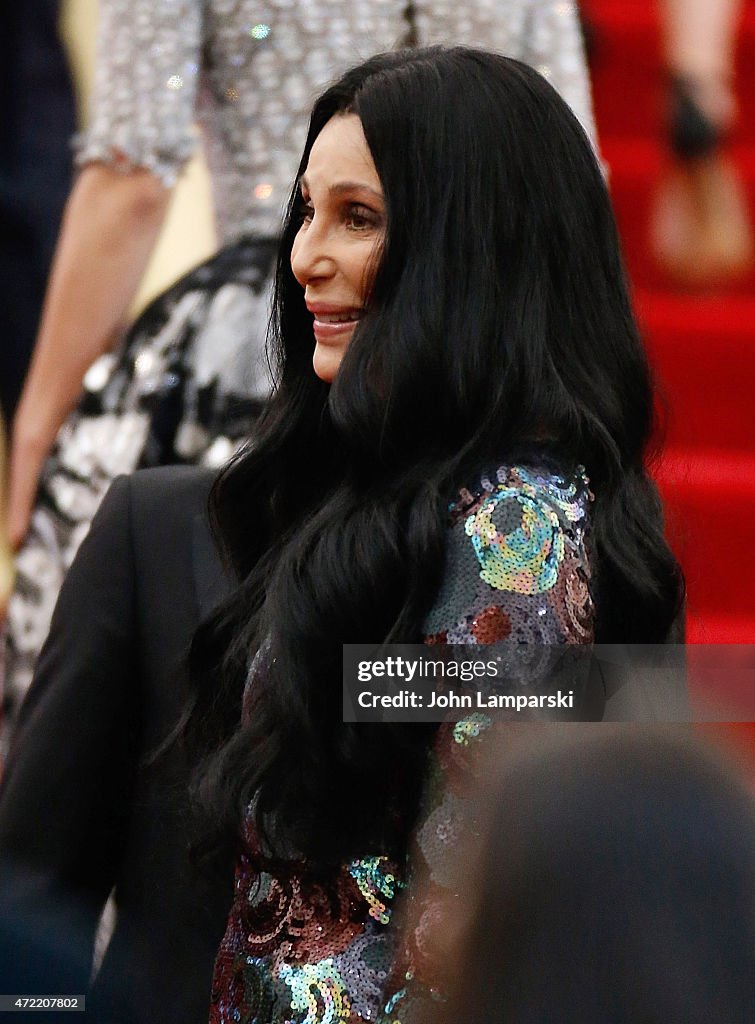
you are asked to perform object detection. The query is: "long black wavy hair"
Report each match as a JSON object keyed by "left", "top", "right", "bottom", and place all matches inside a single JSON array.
[{"left": 186, "top": 47, "right": 684, "bottom": 867}]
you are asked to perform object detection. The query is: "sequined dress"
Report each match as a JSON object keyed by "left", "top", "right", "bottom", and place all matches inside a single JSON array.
[
  {"left": 2, "top": 1, "right": 595, "bottom": 745},
  {"left": 210, "top": 462, "right": 595, "bottom": 1023}
]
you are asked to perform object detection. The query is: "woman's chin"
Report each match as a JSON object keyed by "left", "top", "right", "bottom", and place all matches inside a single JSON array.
[{"left": 312, "top": 344, "right": 346, "bottom": 383}]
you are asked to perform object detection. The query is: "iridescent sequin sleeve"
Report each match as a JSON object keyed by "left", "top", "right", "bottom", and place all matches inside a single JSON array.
[
  {"left": 379, "top": 466, "right": 595, "bottom": 1022},
  {"left": 75, "top": 0, "right": 203, "bottom": 186},
  {"left": 423, "top": 464, "right": 594, "bottom": 647}
]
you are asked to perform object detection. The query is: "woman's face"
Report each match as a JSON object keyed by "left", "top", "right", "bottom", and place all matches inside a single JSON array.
[{"left": 291, "top": 114, "right": 385, "bottom": 383}]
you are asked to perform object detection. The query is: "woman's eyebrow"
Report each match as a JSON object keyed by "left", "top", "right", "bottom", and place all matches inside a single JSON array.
[
  {"left": 328, "top": 181, "right": 384, "bottom": 202},
  {"left": 297, "top": 175, "right": 383, "bottom": 203}
]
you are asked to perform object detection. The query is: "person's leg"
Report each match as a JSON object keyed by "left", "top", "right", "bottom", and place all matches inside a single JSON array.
[
  {"left": 652, "top": 0, "right": 752, "bottom": 287},
  {"left": 664, "top": 0, "right": 741, "bottom": 126}
]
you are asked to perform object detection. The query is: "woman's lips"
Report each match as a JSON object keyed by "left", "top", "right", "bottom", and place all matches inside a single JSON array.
[{"left": 309, "top": 307, "right": 363, "bottom": 343}]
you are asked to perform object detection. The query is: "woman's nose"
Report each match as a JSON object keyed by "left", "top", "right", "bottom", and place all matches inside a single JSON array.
[{"left": 291, "top": 222, "right": 336, "bottom": 285}]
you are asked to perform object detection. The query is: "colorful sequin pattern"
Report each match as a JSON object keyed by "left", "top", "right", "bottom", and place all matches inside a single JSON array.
[
  {"left": 211, "top": 462, "right": 595, "bottom": 1023},
  {"left": 77, "top": 1, "right": 595, "bottom": 245},
  {"left": 210, "top": 837, "right": 402, "bottom": 1023},
  {"left": 425, "top": 463, "right": 594, "bottom": 646},
  {"left": 380, "top": 463, "right": 595, "bottom": 1023},
  {"left": 465, "top": 466, "right": 584, "bottom": 593}
]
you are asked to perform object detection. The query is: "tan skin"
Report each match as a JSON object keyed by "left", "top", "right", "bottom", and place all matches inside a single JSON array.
[
  {"left": 651, "top": 0, "right": 751, "bottom": 285},
  {"left": 662, "top": 0, "right": 742, "bottom": 125},
  {"left": 6, "top": 163, "right": 170, "bottom": 550},
  {"left": 291, "top": 114, "right": 385, "bottom": 384}
]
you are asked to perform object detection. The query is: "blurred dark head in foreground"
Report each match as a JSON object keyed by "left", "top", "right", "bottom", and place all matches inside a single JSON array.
[{"left": 428, "top": 727, "right": 755, "bottom": 1024}]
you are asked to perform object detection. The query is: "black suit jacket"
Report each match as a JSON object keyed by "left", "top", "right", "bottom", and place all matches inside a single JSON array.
[{"left": 0, "top": 467, "right": 235, "bottom": 1024}]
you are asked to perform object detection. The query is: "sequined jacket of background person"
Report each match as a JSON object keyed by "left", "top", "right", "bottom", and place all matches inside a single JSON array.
[
  {"left": 209, "top": 462, "right": 594, "bottom": 1024},
  {"left": 79, "top": 0, "right": 596, "bottom": 247}
]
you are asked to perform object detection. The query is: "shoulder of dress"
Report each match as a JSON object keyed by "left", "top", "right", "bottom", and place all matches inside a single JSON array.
[
  {"left": 423, "top": 460, "right": 595, "bottom": 642},
  {"left": 448, "top": 461, "right": 593, "bottom": 527}
]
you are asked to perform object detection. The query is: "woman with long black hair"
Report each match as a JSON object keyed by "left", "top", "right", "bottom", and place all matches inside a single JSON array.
[
  {"left": 195, "top": 47, "right": 683, "bottom": 1022},
  {"left": 3, "top": 0, "right": 597, "bottom": 751},
  {"left": 0, "top": 46, "right": 682, "bottom": 1024}
]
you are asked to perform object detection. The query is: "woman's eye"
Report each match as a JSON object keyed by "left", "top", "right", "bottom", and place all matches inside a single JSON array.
[{"left": 346, "top": 205, "right": 378, "bottom": 230}]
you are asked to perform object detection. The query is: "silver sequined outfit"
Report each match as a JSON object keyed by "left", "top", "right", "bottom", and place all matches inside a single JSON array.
[
  {"left": 2, "top": 1, "right": 595, "bottom": 747},
  {"left": 78, "top": 0, "right": 596, "bottom": 243}
]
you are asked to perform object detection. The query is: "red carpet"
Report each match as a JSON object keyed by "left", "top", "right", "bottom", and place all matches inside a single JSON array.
[{"left": 586, "top": 0, "right": 755, "bottom": 647}]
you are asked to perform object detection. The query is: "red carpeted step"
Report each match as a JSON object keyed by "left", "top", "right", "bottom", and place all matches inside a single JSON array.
[
  {"left": 655, "top": 448, "right": 755, "bottom": 624},
  {"left": 686, "top": 614, "right": 755, "bottom": 644},
  {"left": 585, "top": 0, "right": 755, "bottom": 646},
  {"left": 584, "top": 1, "right": 755, "bottom": 143},
  {"left": 686, "top": 645, "right": 755, "bottom": 719},
  {"left": 635, "top": 292, "right": 755, "bottom": 452}
]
